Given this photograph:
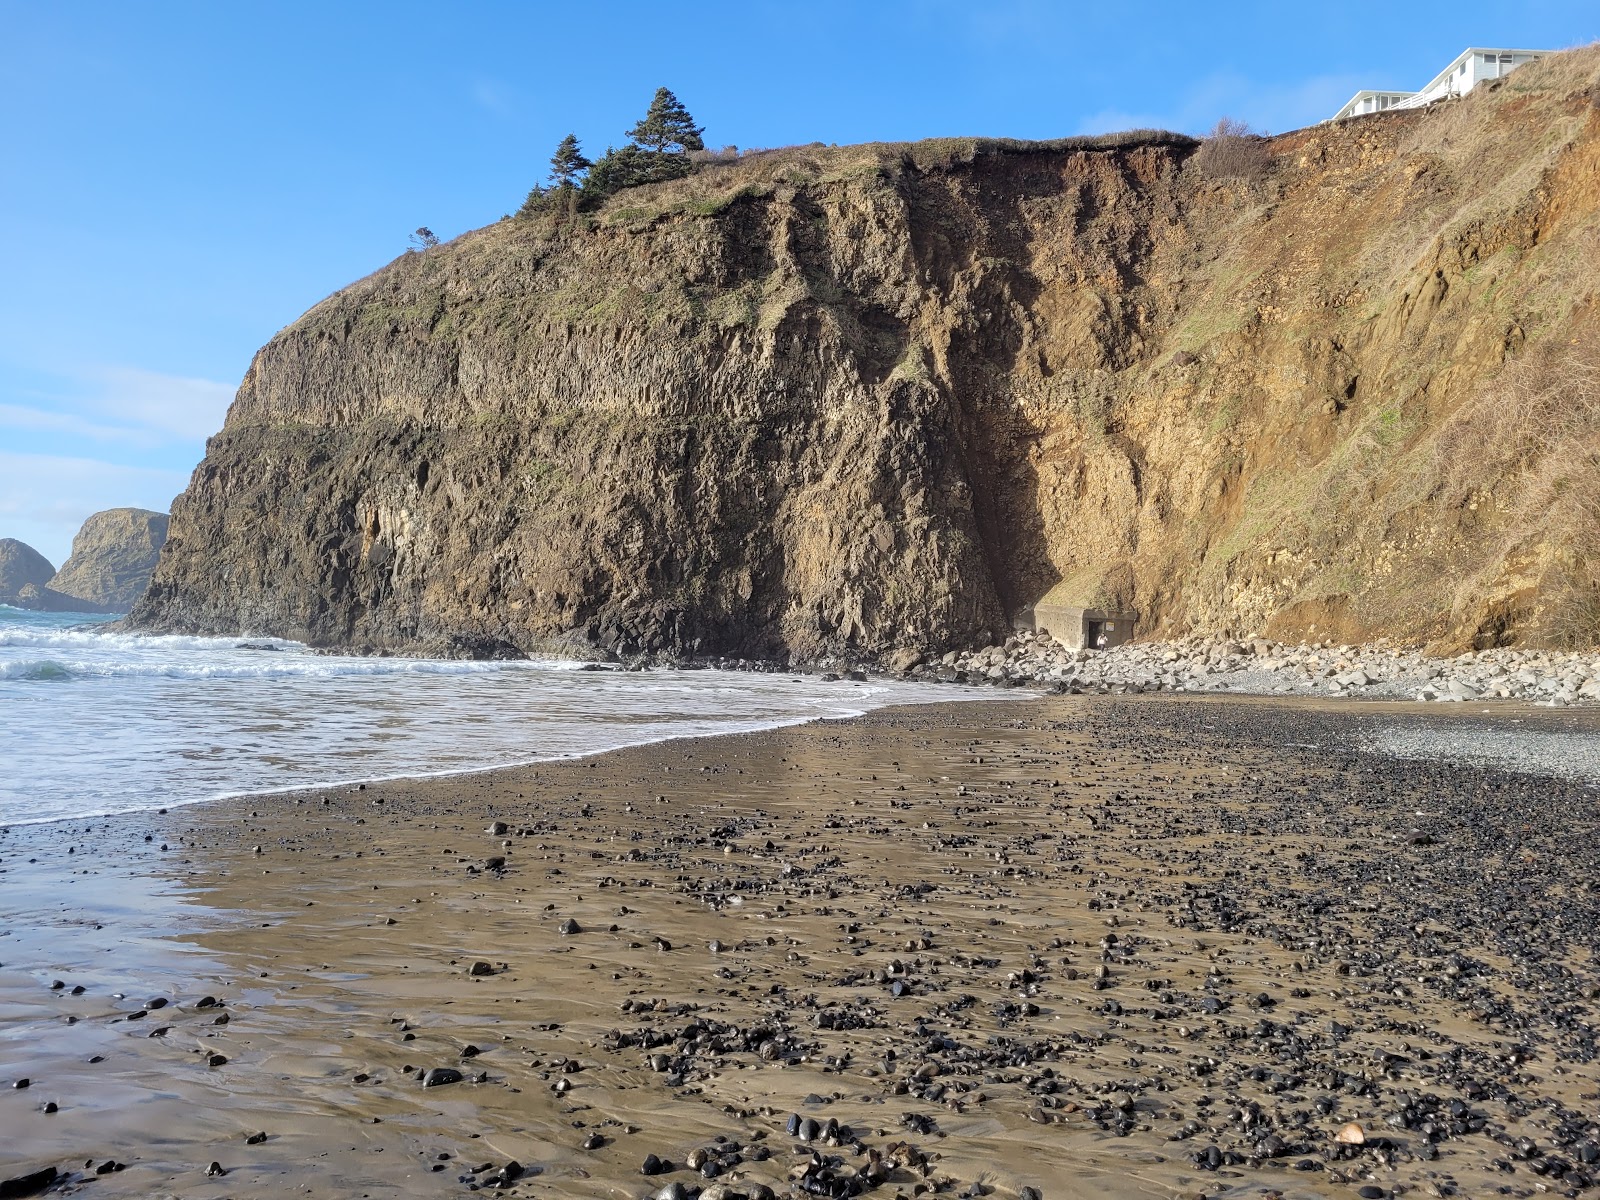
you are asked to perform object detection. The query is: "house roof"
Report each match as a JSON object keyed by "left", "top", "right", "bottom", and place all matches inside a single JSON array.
[
  {"left": 1414, "top": 46, "right": 1549, "bottom": 97},
  {"left": 1331, "top": 47, "right": 1551, "bottom": 122}
]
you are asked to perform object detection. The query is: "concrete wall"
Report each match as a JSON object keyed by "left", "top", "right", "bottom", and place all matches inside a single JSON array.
[{"left": 1015, "top": 604, "right": 1137, "bottom": 650}]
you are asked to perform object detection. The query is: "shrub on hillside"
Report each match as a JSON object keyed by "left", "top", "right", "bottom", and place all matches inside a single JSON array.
[{"left": 1191, "top": 117, "right": 1271, "bottom": 181}]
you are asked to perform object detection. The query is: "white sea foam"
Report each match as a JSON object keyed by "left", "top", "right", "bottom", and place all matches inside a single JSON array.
[{"left": 0, "top": 607, "right": 979, "bottom": 827}]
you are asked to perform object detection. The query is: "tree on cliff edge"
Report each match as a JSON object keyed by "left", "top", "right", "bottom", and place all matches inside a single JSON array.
[
  {"left": 549, "top": 133, "right": 591, "bottom": 188},
  {"left": 582, "top": 88, "right": 705, "bottom": 203},
  {"left": 548, "top": 133, "right": 591, "bottom": 220},
  {"left": 627, "top": 88, "right": 704, "bottom": 156}
]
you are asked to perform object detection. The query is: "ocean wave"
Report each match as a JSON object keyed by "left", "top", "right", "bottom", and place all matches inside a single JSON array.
[
  {"left": 0, "top": 659, "right": 76, "bottom": 681},
  {"left": 0, "top": 654, "right": 580, "bottom": 682},
  {"left": 0, "top": 627, "right": 300, "bottom": 653}
]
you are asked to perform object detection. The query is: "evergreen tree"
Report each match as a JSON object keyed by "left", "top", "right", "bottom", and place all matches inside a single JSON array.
[
  {"left": 626, "top": 88, "right": 704, "bottom": 155},
  {"left": 516, "top": 183, "right": 549, "bottom": 219},
  {"left": 547, "top": 133, "right": 591, "bottom": 188},
  {"left": 579, "top": 89, "right": 706, "bottom": 207}
]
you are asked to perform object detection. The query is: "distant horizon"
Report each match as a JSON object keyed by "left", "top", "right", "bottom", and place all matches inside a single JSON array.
[{"left": 3, "top": 1, "right": 1597, "bottom": 564}]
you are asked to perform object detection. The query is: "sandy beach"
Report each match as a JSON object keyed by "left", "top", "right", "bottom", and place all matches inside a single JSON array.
[{"left": 5, "top": 694, "right": 1600, "bottom": 1200}]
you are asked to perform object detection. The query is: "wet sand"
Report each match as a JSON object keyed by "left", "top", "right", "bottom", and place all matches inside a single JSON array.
[{"left": 5, "top": 695, "right": 1600, "bottom": 1200}]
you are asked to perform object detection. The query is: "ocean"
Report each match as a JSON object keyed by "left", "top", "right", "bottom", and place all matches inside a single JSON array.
[{"left": 0, "top": 605, "right": 970, "bottom": 827}]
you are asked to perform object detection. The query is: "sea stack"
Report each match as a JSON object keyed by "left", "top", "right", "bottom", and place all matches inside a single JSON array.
[
  {"left": 35, "top": 509, "right": 170, "bottom": 615},
  {"left": 0, "top": 538, "right": 57, "bottom": 607}
]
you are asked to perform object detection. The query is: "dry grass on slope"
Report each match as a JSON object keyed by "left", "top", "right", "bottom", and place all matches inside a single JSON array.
[
  {"left": 1429, "top": 334, "right": 1600, "bottom": 645},
  {"left": 590, "top": 130, "right": 1196, "bottom": 225}
]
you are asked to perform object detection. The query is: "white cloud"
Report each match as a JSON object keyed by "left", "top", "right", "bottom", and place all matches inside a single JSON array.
[
  {"left": 81, "top": 366, "right": 236, "bottom": 441},
  {"left": 0, "top": 402, "right": 158, "bottom": 445},
  {"left": 1076, "top": 71, "right": 1367, "bottom": 137},
  {"left": 0, "top": 451, "right": 191, "bottom": 567},
  {"left": 0, "top": 364, "right": 235, "bottom": 449},
  {"left": 471, "top": 78, "right": 518, "bottom": 117}
]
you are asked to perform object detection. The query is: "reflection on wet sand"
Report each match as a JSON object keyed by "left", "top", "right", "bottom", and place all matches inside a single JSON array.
[{"left": 4, "top": 695, "right": 1600, "bottom": 1200}]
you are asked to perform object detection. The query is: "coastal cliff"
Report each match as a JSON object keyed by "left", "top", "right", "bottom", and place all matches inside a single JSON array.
[{"left": 134, "top": 48, "right": 1600, "bottom": 658}]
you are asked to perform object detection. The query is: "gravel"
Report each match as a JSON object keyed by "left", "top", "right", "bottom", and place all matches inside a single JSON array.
[{"left": 1365, "top": 724, "right": 1600, "bottom": 783}]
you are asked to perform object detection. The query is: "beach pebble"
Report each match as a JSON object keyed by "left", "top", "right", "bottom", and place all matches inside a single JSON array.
[
  {"left": 1335, "top": 1122, "right": 1366, "bottom": 1145},
  {"left": 0, "top": 1166, "right": 58, "bottom": 1196},
  {"left": 489, "top": 1161, "right": 522, "bottom": 1186},
  {"left": 421, "top": 1067, "right": 463, "bottom": 1087},
  {"left": 468, "top": 960, "right": 495, "bottom": 976},
  {"left": 558, "top": 918, "right": 581, "bottom": 936}
]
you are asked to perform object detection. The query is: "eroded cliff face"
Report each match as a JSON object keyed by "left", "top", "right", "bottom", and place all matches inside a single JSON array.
[{"left": 135, "top": 48, "right": 1600, "bottom": 658}]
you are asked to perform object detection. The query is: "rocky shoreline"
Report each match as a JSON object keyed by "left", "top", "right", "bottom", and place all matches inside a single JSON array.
[
  {"left": 678, "top": 633, "right": 1600, "bottom": 708},
  {"left": 905, "top": 634, "right": 1600, "bottom": 705}
]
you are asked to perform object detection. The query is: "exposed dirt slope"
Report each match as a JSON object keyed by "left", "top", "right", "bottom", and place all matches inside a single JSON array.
[{"left": 134, "top": 48, "right": 1600, "bottom": 658}]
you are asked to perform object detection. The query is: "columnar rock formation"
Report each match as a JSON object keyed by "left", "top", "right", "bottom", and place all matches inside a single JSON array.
[{"left": 134, "top": 48, "right": 1600, "bottom": 658}]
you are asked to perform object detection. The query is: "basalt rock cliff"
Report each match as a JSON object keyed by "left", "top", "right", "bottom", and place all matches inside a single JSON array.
[
  {"left": 134, "top": 48, "right": 1600, "bottom": 659},
  {"left": 49, "top": 508, "right": 169, "bottom": 613}
]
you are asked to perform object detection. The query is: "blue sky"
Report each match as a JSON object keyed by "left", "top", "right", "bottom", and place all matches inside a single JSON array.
[{"left": 3, "top": 1, "right": 1595, "bottom": 564}]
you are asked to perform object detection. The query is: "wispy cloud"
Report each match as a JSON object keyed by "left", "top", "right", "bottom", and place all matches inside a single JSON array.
[
  {"left": 0, "top": 363, "right": 234, "bottom": 561},
  {"left": 82, "top": 366, "right": 236, "bottom": 441},
  {"left": 1076, "top": 71, "right": 1366, "bottom": 136},
  {"left": 0, "top": 365, "right": 235, "bottom": 448},
  {"left": 0, "top": 402, "right": 154, "bottom": 445},
  {"left": 471, "top": 78, "right": 518, "bottom": 117},
  {"left": 0, "top": 451, "right": 191, "bottom": 567}
]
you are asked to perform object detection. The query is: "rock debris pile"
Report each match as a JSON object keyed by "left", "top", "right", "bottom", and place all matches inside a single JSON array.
[{"left": 908, "top": 634, "right": 1600, "bottom": 705}]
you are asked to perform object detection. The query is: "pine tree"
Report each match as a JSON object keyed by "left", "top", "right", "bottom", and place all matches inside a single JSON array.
[
  {"left": 547, "top": 133, "right": 592, "bottom": 188},
  {"left": 626, "top": 88, "right": 705, "bottom": 155},
  {"left": 516, "top": 183, "right": 548, "bottom": 219}
]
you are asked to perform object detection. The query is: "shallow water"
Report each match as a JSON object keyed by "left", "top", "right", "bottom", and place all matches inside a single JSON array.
[{"left": 0, "top": 605, "right": 973, "bottom": 826}]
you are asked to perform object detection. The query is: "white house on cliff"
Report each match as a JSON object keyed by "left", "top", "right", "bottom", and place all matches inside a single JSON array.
[{"left": 1331, "top": 47, "right": 1550, "bottom": 121}]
